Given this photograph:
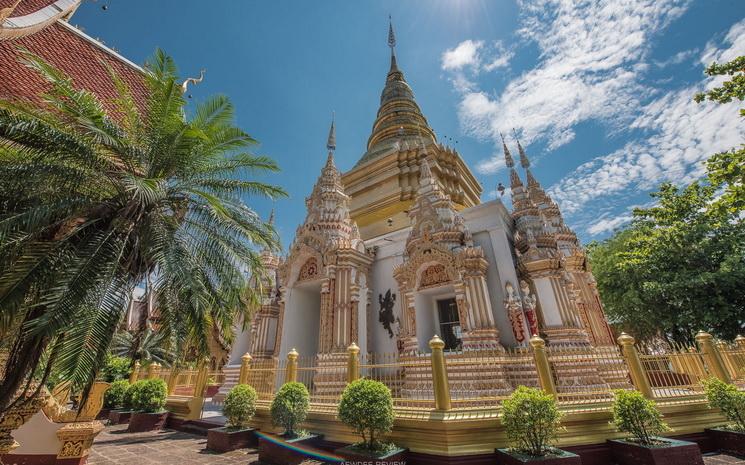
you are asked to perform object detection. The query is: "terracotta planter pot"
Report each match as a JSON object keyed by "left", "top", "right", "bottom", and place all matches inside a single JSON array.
[
  {"left": 706, "top": 428, "right": 745, "bottom": 456},
  {"left": 127, "top": 411, "right": 169, "bottom": 433},
  {"left": 96, "top": 407, "right": 111, "bottom": 420},
  {"left": 108, "top": 409, "right": 132, "bottom": 424},
  {"left": 495, "top": 448, "right": 582, "bottom": 464},
  {"left": 607, "top": 438, "right": 704, "bottom": 465},
  {"left": 205, "top": 385, "right": 220, "bottom": 397},
  {"left": 335, "top": 444, "right": 408, "bottom": 465},
  {"left": 258, "top": 433, "right": 333, "bottom": 465},
  {"left": 206, "top": 427, "right": 258, "bottom": 452}
]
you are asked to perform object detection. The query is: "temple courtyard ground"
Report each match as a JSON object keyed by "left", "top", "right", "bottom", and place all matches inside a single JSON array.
[{"left": 88, "top": 424, "right": 745, "bottom": 465}]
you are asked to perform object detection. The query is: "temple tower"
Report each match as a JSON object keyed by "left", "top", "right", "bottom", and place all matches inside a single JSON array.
[{"left": 342, "top": 20, "right": 482, "bottom": 239}]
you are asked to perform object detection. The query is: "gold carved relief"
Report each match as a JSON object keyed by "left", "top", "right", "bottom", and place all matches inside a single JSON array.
[
  {"left": 298, "top": 257, "right": 319, "bottom": 281},
  {"left": 419, "top": 264, "right": 449, "bottom": 289}
]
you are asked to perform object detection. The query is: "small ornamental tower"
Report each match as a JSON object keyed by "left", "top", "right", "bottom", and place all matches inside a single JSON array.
[
  {"left": 504, "top": 134, "right": 614, "bottom": 346},
  {"left": 249, "top": 210, "right": 283, "bottom": 358}
]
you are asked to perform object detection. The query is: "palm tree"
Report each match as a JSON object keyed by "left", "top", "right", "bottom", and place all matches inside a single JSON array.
[
  {"left": 0, "top": 49, "right": 286, "bottom": 414},
  {"left": 111, "top": 328, "right": 175, "bottom": 367}
]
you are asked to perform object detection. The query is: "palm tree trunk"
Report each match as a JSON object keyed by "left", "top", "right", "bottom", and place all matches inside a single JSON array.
[
  {"left": 129, "top": 274, "right": 151, "bottom": 364},
  {"left": 0, "top": 306, "right": 48, "bottom": 416}
]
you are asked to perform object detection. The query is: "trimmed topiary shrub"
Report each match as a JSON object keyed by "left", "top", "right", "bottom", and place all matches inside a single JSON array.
[
  {"left": 338, "top": 379, "right": 394, "bottom": 452},
  {"left": 611, "top": 389, "right": 670, "bottom": 445},
  {"left": 123, "top": 380, "right": 140, "bottom": 410},
  {"left": 223, "top": 384, "right": 258, "bottom": 429},
  {"left": 702, "top": 377, "right": 745, "bottom": 432},
  {"left": 270, "top": 382, "right": 309, "bottom": 438},
  {"left": 130, "top": 379, "right": 167, "bottom": 413},
  {"left": 502, "top": 386, "right": 563, "bottom": 457},
  {"left": 104, "top": 380, "right": 130, "bottom": 409}
]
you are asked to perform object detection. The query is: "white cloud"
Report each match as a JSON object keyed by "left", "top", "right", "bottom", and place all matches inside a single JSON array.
[
  {"left": 587, "top": 215, "right": 634, "bottom": 235},
  {"left": 443, "top": 0, "right": 690, "bottom": 172},
  {"left": 442, "top": 40, "right": 484, "bottom": 71},
  {"left": 549, "top": 18, "right": 745, "bottom": 219},
  {"left": 653, "top": 48, "right": 698, "bottom": 67}
]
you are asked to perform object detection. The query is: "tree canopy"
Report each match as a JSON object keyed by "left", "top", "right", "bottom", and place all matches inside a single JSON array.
[{"left": 588, "top": 56, "right": 745, "bottom": 345}]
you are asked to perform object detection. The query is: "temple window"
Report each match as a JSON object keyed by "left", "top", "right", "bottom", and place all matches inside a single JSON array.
[{"left": 436, "top": 298, "right": 462, "bottom": 351}]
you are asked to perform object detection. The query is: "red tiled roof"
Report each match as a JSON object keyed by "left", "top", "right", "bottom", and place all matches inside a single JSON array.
[
  {"left": 0, "top": 0, "right": 59, "bottom": 17},
  {"left": 0, "top": 21, "right": 148, "bottom": 116}
]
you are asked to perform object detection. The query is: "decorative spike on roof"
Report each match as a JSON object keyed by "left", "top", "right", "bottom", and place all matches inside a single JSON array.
[
  {"left": 326, "top": 112, "right": 336, "bottom": 152},
  {"left": 512, "top": 128, "right": 530, "bottom": 169},
  {"left": 500, "top": 132, "right": 514, "bottom": 168}
]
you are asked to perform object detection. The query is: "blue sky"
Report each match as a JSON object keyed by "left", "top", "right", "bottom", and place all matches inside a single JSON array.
[{"left": 73, "top": 0, "right": 745, "bottom": 246}]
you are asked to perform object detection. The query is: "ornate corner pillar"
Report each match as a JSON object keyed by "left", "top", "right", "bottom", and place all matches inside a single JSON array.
[
  {"left": 56, "top": 421, "right": 104, "bottom": 465},
  {"left": 458, "top": 250, "right": 503, "bottom": 350}
]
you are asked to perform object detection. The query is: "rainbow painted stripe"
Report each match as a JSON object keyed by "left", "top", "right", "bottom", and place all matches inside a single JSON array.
[{"left": 255, "top": 431, "right": 346, "bottom": 464}]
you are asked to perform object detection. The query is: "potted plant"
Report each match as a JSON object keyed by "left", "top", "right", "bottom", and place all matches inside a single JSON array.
[
  {"left": 108, "top": 381, "right": 137, "bottom": 424},
  {"left": 127, "top": 379, "right": 169, "bottom": 433},
  {"left": 259, "top": 382, "right": 317, "bottom": 465},
  {"left": 101, "top": 380, "right": 129, "bottom": 420},
  {"left": 205, "top": 375, "right": 221, "bottom": 397},
  {"left": 496, "top": 386, "right": 579, "bottom": 464},
  {"left": 607, "top": 389, "right": 703, "bottom": 465},
  {"left": 702, "top": 377, "right": 745, "bottom": 456},
  {"left": 207, "top": 384, "right": 259, "bottom": 452},
  {"left": 334, "top": 379, "right": 406, "bottom": 465}
]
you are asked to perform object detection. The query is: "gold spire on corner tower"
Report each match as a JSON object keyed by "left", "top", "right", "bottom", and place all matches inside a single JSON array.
[
  {"left": 500, "top": 132, "right": 514, "bottom": 168},
  {"left": 327, "top": 112, "right": 336, "bottom": 152},
  {"left": 512, "top": 128, "right": 530, "bottom": 169}
]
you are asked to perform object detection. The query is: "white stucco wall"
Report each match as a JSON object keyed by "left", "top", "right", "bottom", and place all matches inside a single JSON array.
[
  {"left": 10, "top": 410, "right": 62, "bottom": 456},
  {"left": 279, "top": 282, "right": 321, "bottom": 359},
  {"left": 227, "top": 318, "right": 252, "bottom": 365}
]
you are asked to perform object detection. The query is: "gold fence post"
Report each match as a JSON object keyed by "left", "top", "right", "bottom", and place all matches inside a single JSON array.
[
  {"left": 193, "top": 357, "right": 211, "bottom": 397},
  {"left": 735, "top": 335, "right": 745, "bottom": 349},
  {"left": 429, "top": 335, "right": 451, "bottom": 411},
  {"left": 239, "top": 352, "right": 253, "bottom": 385},
  {"left": 617, "top": 333, "right": 654, "bottom": 399},
  {"left": 167, "top": 366, "right": 180, "bottom": 395},
  {"left": 129, "top": 360, "right": 141, "bottom": 384},
  {"left": 286, "top": 348, "right": 298, "bottom": 383},
  {"left": 347, "top": 342, "right": 360, "bottom": 384},
  {"left": 147, "top": 362, "right": 161, "bottom": 380},
  {"left": 696, "top": 331, "right": 731, "bottom": 383},
  {"left": 530, "top": 335, "right": 557, "bottom": 398}
]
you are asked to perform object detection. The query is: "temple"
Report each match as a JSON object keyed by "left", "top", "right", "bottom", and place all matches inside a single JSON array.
[{"left": 220, "top": 21, "right": 616, "bottom": 398}]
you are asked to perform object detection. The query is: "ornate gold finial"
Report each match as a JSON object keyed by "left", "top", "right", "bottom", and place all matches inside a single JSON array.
[
  {"left": 0, "top": 0, "right": 22, "bottom": 23},
  {"left": 388, "top": 15, "right": 396, "bottom": 50},
  {"left": 326, "top": 111, "right": 336, "bottom": 152},
  {"left": 180, "top": 68, "right": 205, "bottom": 95},
  {"left": 512, "top": 128, "right": 530, "bottom": 169},
  {"left": 500, "top": 132, "right": 514, "bottom": 168}
]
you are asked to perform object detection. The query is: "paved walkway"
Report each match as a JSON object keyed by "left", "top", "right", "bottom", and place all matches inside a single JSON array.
[
  {"left": 89, "top": 425, "right": 744, "bottom": 465},
  {"left": 88, "top": 424, "right": 260, "bottom": 465}
]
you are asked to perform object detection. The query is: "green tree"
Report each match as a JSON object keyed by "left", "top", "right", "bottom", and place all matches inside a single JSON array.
[
  {"left": 111, "top": 329, "right": 175, "bottom": 367},
  {"left": 588, "top": 56, "right": 745, "bottom": 345},
  {"left": 501, "top": 386, "right": 563, "bottom": 457},
  {"left": 0, "top": 49, "right": 285, "bottom": 415},
  {"left": 338, "top": 378, "right": 395, "bottom": 451}
]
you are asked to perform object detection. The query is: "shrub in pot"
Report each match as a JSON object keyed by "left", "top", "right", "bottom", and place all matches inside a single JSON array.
[
  {"left": 108, "top": 381, "right": 138, "bottom": 424},
  {"left": 104, "top": 380, "right": 129, "bottom": 409},
  {"left": 127, "top": 379, "right": 169, "bottom": 433},
  {"left": 608, "top": 389, "right": 703, "bottom": 465},
  {"left": 270, "top": 381, "right": 310, "bottom": 439},
  {"left": 496, "top": 386, "right": 580, "bottom": 464},
  {"left": 335, "top": 379, "right": 404, "bottom": 462},
  {"left": 208, "top": 384, "right": 259, "bottom": 452},
  {"left": 702, "top": 377, "right": 745, "bottom": 455}
]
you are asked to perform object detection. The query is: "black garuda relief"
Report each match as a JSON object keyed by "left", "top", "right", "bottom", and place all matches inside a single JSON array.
[{"left": 378, "top": 289, "right": 398, "bottom": 338}]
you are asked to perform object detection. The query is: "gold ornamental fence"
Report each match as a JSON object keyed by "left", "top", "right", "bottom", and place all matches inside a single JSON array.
[{"left": 129, "top": 332, "right": 745, "bottom": 414}]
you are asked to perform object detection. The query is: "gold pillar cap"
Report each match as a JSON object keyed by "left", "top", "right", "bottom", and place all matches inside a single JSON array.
[
  {"left": 287, "top": 348, "right": 299, "bottom": 360},
  {"left": 241, "top": 352, "right": 253, "bottom": 362},
  {"left": 529, "top": 334, "right": 546, "bottom": 348},
  {"left": 429, "top": 334, "right": 445, "bottom": 350},
  {"left": 616, "top": 332, "right": 635, "bottom": 346},
  {"left": 347, "top": 342, "right": 360, "bottom": 354},
  {"left": 735, "top": 335, "right": 745, "bottom": 343},
  {"left": 695, "top": 330, "right": 712, "bottom": 342}
]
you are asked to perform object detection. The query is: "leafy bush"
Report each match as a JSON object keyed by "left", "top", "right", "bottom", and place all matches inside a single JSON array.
[
  {"left": 270, "top": 382, "right": 309, "bottom": 438},
  {"left": 611, "top": 390, "right": 669, "bottom": 445},
  {"left": 101, "top": 354, "right": 132, "bottom": 382},
  {"left": 702, "top": 378, "right": 745, "bottom": 432},
  {"left": 502, "top": 386, "right": 563, "bottom": 457},
  {"left": 130, "top": 379, "right": 167, "bottom": 413},
  {"left": 223, "top": 384, "right": 258, "bottom": 429},
  {"left": 104, "top": 380, "right": 130, "bottom": 409},
  {"left": 123, "top": 381, "right": 139, "bottom": 410},
  {"left": 338, "top": 379, "right": 394, "bottom": 452}
]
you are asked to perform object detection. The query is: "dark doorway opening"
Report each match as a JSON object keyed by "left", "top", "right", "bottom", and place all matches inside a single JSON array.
[{"left": 437, "top": 298, "right": 462, "bottom": 351}]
